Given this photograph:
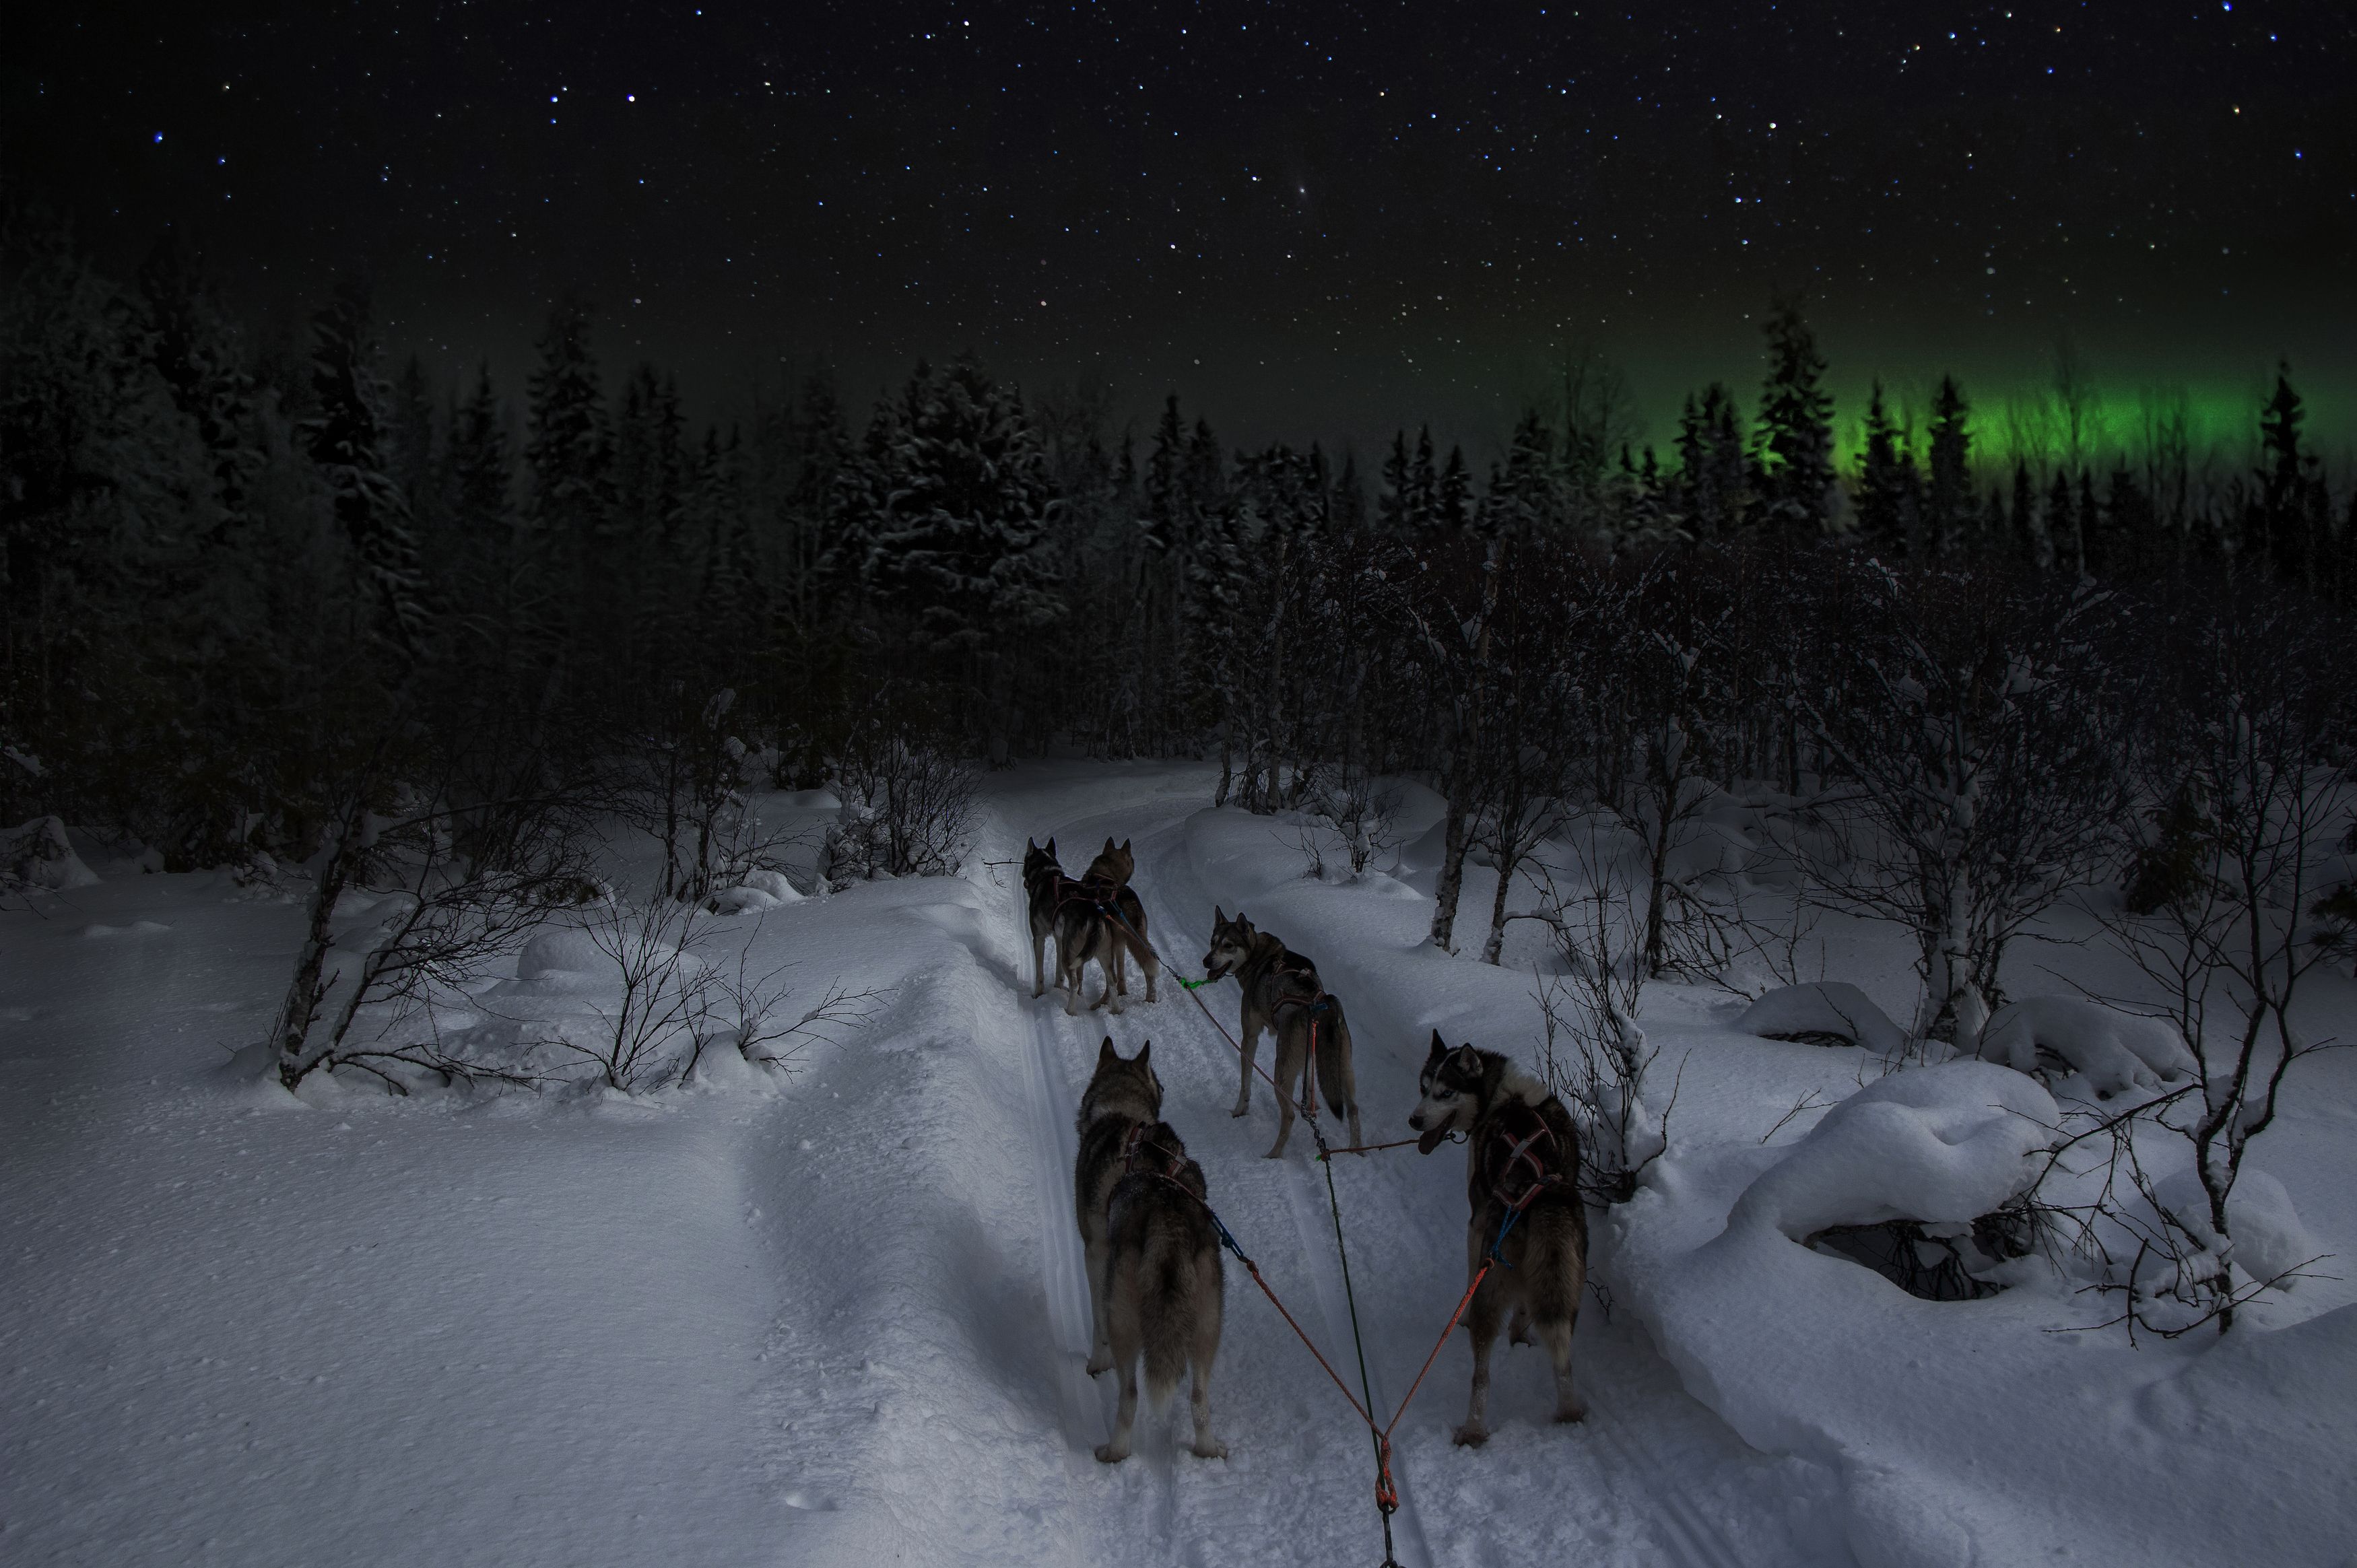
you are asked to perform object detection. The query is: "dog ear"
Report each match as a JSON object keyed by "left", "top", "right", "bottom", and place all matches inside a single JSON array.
[
  {"left": 1136, "top": 1039, "right": 1152, "bottom": 1066},
  {"left": 1120, "top": 838, "right": 1131, "bottom": 853},
  {"left": 1044, "top": 838, "right": 1055, "bottom": 857},
  {"left": 1426, "top": 1029, "right": 1450, "bottom": 1063},
  {"left": 1098, "top": 1036, "right": 1117, "bottom": 1064},
  {"left": 1212, "top": 905, "right": 1224, "bottom": 925}
]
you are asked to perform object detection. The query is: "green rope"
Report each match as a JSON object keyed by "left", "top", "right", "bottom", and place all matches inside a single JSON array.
[{"left": 1177, "top": 975, "right": 1215, "bottom": 990}]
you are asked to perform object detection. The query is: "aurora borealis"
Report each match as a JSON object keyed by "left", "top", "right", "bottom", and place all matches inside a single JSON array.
[{"left": 8, "top": 3, "right": 2352, "bottom": 462}]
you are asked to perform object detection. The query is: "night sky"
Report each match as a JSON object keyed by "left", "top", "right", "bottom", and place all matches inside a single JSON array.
[{"left": 10, "top": 2, "right": 2354, "bottom": 456}]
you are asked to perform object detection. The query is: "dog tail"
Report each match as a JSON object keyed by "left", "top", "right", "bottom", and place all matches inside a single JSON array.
[
  {"left": 1141, "top": 1248, "right": 1203, "bottom": 1407},
  {"left": 1316, "top": 1007, "right": 1352, "bottom": 1118}
]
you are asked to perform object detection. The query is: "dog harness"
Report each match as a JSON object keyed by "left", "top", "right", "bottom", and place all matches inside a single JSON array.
[
  {"left": 1119, "top": 1121, "right": 1189, "bottom": 1182},
  {"left": 1481, "top": 1104, "right": 1572, "bottom": 1265}
]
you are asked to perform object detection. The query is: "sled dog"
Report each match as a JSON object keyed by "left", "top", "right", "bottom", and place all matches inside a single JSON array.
[
  {"left": 1407, "top": 1031, "right": 1589, "bottom": 1444},
  {"left": 1024, "top": 837, "right": 1134, "bottom": 1016},
  {"left": 1074, "top": 1035, "right": 1163, "bottom": 1376},
  {"left": 1199, "top": 908, "right": 1363, "bottom": 1158},
  {"left": 1023, "top": 838, "right": 1073, "bottom": 998},
  {"left": 1082, "top": 837, "right": 1160, "bottom": 1005},
  {"left": 1073, "top": 1037, "right": 1226, "bottom": 1464}
]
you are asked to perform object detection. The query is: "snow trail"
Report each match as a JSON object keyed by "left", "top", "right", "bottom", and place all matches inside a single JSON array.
[{"left": 983, "top": 768, "right": 1833, "bottom": 1567}]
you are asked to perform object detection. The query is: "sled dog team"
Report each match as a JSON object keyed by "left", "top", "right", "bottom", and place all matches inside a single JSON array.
[{"left": 1027, "top": 837, "right": 1589, "bottom": 1464}]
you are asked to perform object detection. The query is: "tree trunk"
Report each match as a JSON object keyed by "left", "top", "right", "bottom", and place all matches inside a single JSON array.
[
  {"left": 1480, "top": 841, "right": 1516, "bottom": 965},
  {"left": 268, "top": 811, "right": 359, "bottom": 1090},
  {"left": 1430, "top": 802, "right": 1470, "bottom": 952}
]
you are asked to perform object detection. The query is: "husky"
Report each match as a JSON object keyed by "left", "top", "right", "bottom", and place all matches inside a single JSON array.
[
  {"left": 1094, "top": 1132, "right": 1228, "bottom": 1464},
  {"left": 1024, "top": 838, "right": 1073, "bottom": 999},
  {"left": 1407, "top": 1031, "right": 1589, "bottom": 1445},
  {"left": 1072, "top": 1038, "right": 1226, "bottom": 1464},
  {"left": 1081, "top": 837, "right": 1160, "bottom": 1006},
  {"left": 1074, "top": 1035, "right": 1163, "bottom": 1376},
  {"left": 1200, "top": 908, "right": 1363, "bottom": 1159},
  {"left": 1024, "top": 837, "right": 1135, "bottom": 1016}
]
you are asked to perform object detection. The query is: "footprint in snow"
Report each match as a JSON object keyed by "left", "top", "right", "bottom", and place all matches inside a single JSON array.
[{"left": 81, "top": 920, "right": 171, "bottom": 938}]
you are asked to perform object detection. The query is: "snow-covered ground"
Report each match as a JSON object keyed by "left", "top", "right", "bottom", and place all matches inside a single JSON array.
[{"left": 5, "top": 761, "right": 2353, "bottom": 1566}]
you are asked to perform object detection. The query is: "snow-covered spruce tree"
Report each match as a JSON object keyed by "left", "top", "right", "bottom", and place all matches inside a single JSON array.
[
  {"left": 1673, "top": 383, "right": 1753, "bottom": 542},
  {"left": 1790, "top": 559, "right": 2131, "bottom": 1053},
  {"left": 1925, "top": 376, "right": 1976, "bottom": 560},
  {"left": 1851, "top": 380, "right": 1919, "bottom": 559},
  {"left": 302, "top": 283, "right": 431, "bottom": 665},
  {"left": 1753, "top": 298, "right": 1838, "bottom": 541},
  {"left": 135, "top": 237, "right": 261, "bottom": 549},
  {"left": 610, "top": 364, "right": 692, "bottom": 674},
  {"left": 2098, "top": 592, "right": 2352, "bottom": 1330},
  {"left": 440, "top": 363, "right": 522, "bottom": 667},
  {"left": 860, "top": 356, "right": 1063, "bottom": 756},
  {"left": 523, "top": 298, "right": 611, "bottom": 672}
]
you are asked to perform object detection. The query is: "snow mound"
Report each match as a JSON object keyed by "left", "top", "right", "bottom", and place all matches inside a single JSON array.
[
  {"left": 81, "top": 920, "right": 170, "bottom": 938},
  {"left": 1729, "top": 1061, "right": 2058, "bottom": 1241},
  {"left": 517, "top": 926, "right": 609, "bottom": 980},
  {"left": 1735, "top": 982, "right": 1908, "bottom": 1054},
  {"left": 2154, "top": 1167, "right": 2321, "bottom": 1288},
  {"left": 1973, "top": 995, "right": 2195, "bottom": 1095},
  {"left": 707, "top": 868, "right": 803, "bottom": 914},
  {"left": 3, "top": 815, "right": 98, "bottom": 891}
]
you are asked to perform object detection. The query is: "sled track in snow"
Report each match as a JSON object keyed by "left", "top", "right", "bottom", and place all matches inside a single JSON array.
[
  {"left": 988, "top": 788, "right": 1782, "bottom": 1568},
  {"left": 1123, "top": 808, "right": 1758, "bottom": 1568}
]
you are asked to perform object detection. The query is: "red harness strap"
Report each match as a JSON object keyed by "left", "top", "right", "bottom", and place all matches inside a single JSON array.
[
  {"left": 1486, "top": 1112, "right": 1567, "bottom": 1212},
  {"left": 1119, "top": 1122, "right": 1187, "bottom": 1180}
]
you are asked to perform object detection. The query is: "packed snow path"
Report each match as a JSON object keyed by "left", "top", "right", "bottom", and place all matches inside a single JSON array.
[{"left": 957, "top": 764, "right": 1845, "bottom": 1568}]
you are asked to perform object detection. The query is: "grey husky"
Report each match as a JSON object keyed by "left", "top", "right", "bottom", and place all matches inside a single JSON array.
[
  {"left": 1072, "top": 1037, "right": 1226, "bottom": 1463},
  {"left": 1200, "top": 908, "right": 1363, "bottom": 1159},
  {"left": 1081, "top": 838, "right": 1160, "bottom": 1005},
  {"left": 1407, "top": 1031, "right": 1589, "bottom": 1445},
  {"left": 1023, "top": 837, "right": 1158, "bottom": 1015}
]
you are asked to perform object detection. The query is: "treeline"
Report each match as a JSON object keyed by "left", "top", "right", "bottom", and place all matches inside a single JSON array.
[{"left": 3, "top": 221, "right": 2352, "bottom": 887}]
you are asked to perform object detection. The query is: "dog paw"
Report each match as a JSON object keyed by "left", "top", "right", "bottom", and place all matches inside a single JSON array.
[
  {"left": 1190, "top": 1439, "right": 1229, "bottom": 1460},
  {"left": 1085, "top": 1355, "right": 1113, "bottom": 1377},
  {"left": 1553, "top": 1404, "right": 1587, "bottom": 1425},
  {"left": 1093, "top": 1442, "right": 1131, "bottom": 1464},
  {"left": 1230, "top": 1105, "right": 1251, "bottom": 1119},
  {"left": 1451, "top": 1425, "right": 1489, "bottom": 1449}
]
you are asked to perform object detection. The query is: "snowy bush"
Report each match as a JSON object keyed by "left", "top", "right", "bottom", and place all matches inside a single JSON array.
[
  {"left": 1972, "top": 996, "right": 2194, "bottom": 1097},
  {"left": 2088, "top": 599, "right": 2352, "bottom": 1332},
  {"left": 826, "top": 728, "right": 976, "bottom": 885},
  {"left": 1525, "top": 850, "right": 1678, "bottom": 1203},
  {"left": 1733, "top": 1060, "right": 2058, "bottom": 1243},
  {"left": 1308, "top": 765, "right": 1403, "bottom": 879},
  {"left": 1, "top": 815, "right": 99, "bottom": 893},
  {"left": 2152, "top": 1167, "right": 2319, "bottom": 1293},
  {"left": 1789, "top": 564, "right": 2132, "bottom": 1054},
  {"left": 1735, "top": 982, "right": 1908, "bottom": 1054}
]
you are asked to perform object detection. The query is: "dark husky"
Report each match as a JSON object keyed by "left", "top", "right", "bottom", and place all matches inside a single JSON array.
[
  {"left": 1073, "top": 1037, "right": 1226, "bottom": 1464},
  {"left": 1200, "top": 908, "right": 1363, "bottom": 1159},
  {"left": 1081, "top": 837, "right": 1160, "bottom": 1006},
  {"left": 1407, "top": 1031, "right": 1589, "bottom": 1445},
  {"left": 1074, "top": 1036, "right": 1162, "bottom": 1375},
  {"left": 1024, "top": 838, "right": 1141, "bottom": 1015}
]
